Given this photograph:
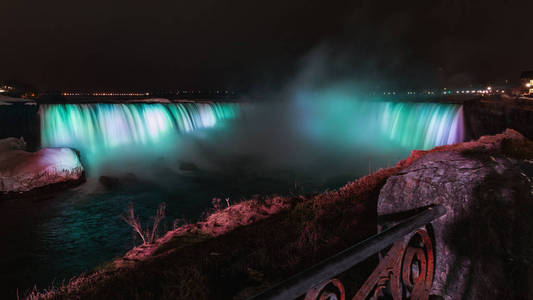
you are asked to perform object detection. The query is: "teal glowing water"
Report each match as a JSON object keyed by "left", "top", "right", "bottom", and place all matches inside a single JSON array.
[
  {"left": 40, "top": 102, "right": 240, "bottom": 173},
  {"left": 40, "top": 100, "right": 463, "bottom": 175},
  {"left": 292, "top": 96, "right": 464, "bottom": 152},
  {"left": 380, "top": 102, "right": 464, "bottom": 149}
]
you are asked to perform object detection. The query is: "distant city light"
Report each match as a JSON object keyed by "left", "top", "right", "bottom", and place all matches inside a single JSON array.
[{"left": 62, "top": 92, "right": 151, "bottom": 97}]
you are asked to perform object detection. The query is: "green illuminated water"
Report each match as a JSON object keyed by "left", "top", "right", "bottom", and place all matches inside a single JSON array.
[
  {"left": 40, "top": 100, "right": 463, "bottom": 176},
  {"left": 40, "top": 102, "right": 239, "bottom": 174},
  {"left": 292, "top": 96, "right": 464, "bottom": 152}
]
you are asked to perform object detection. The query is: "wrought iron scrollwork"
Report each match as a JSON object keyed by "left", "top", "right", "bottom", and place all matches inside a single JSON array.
[
  {"left": 304, "top": 279, "right": 346, "bottom": 300},
  {"left": 305, "top": 228, "right": 434, "bottom": 300},
  {"left": 399, "top": 229, "right": 434, "bottom": 299}
]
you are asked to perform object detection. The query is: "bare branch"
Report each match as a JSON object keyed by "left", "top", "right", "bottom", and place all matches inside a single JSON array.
[{"left": 120, "top": 202, "right": 166, "bottom": 245}]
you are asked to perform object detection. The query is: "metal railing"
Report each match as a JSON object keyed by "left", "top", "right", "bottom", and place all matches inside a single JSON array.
[{"left": 249, "top": 205, "right": 446, "bottom": 300}]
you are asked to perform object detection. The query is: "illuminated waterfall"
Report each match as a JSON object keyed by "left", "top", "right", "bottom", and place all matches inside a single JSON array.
[
  {"left": 292, "top": 95, "right": 464, "bottom": 151},
  {"left": 41, "top": 99, "right": 464, "bottom": 176},
  {"left": 380, "top": 102, "right": 464, "bottom": 149},
  {"left": 40, "top": 103, "right": 240, "bottom": 173}
]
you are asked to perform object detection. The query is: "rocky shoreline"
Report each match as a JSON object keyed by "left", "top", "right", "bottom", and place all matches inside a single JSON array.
[
  {"left": 23, "top": 129, "right": 533, "bottom": 299},
  {"left": 378, "top": 129, "right": 533, "bottom": 299}
]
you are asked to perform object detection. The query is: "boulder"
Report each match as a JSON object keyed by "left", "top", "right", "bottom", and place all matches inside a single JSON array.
[
  {"left": 99, "top": 175, "right": 121, "bottom": 189},
  {"left": 378, "top": 129, "right": 533, "bottom": 299},
  {"left": 0, "top": 137, "right": 84, "bottom": 193},
  {"left": 179, "top": 161, "right": 199, "bottom": 171},
  {"left": 0, "top": 137, "right": 26, "bottom": 151}
]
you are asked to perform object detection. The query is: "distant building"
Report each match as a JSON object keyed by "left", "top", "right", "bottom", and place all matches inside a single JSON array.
[
  {"left": 0, "top": 83, "right": 36, "bottom": 98},
  {"left": 520, "top": 71, "right": 533, "bottom": 96},
  {"left": 0, "top": 84, "right": 14, "bottom": 95}
]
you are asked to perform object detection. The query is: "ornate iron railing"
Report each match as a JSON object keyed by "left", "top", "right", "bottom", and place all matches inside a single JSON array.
[{"left": 249, "top": 205, "right": 446, "bottom": 300}]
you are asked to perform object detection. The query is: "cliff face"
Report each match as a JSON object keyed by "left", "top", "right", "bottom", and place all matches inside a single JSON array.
[
  {"left": 463, "top": 99, "right": 533, "bottom": 141},
  {"left": 378, "top": 129, "right": 533, "bottom": 299}
]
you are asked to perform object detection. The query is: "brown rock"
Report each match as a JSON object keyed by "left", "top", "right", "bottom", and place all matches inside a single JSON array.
[
  {"left": 99, "top": 175, "right": 121, "bottom": 189},
  {"left": 378, "top": 130, "right": 533, "bottom": 299}
]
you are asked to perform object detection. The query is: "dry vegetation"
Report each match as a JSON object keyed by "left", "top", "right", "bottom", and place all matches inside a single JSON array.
[
  {"left": 25, "top": 160, "right": 407, "bottom": 299},
  {"left": 121, "top": 202, "right": 166, "bottom": 245}
]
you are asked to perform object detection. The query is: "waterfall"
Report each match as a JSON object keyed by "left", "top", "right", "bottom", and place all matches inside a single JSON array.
[
  {"left": 380, "top": 102, "right": 464, "bottom": 149},
  {"left": 40, "top": 100, "right": 464, "bottom": 176},
  {"left": 292, "top": 95, "right": 464, "bottom": 153},
  {"left": 40, "top": 102, "right": 240, "bottom": 173}
]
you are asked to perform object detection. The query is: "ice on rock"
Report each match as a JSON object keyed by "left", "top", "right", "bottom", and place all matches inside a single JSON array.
[{"left": 0, "top": 137, "right": 84, "bottom": 193}]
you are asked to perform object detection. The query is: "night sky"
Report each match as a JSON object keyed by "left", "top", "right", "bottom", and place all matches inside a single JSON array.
[{"left": 1, "top": 0, "right": 532, "bottom": 91}]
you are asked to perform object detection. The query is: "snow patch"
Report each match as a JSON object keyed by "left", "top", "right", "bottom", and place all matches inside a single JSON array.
[{"left": 0, "top": 137, "right": 84, "bottom": 192}]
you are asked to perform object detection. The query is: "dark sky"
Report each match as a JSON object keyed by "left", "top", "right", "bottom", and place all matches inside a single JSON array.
[{"left": 1, "top": 0, "right": 532, "bottom": 91}]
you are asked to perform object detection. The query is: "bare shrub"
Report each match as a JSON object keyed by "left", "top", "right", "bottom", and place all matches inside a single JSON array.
[
  {"left": 173, "top": 218, "right": 188, "bottom": 230},
  {"left": 212, "top": 197, "right": 223, "bottom": 211},
  {"left": 121, "top": 202, "right": 166, "bottom": 245},
  {"left": 211, "top": 197, "right": 231, "bottom": 211},
  {"left": 18, "top": 286, "right": 40, "bottom": 300}
]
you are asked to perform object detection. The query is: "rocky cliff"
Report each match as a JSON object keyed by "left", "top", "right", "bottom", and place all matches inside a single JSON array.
[
  {"left": 463, "top": 98, "right": 533, "bottom": 141},
  {"left": 0, "top": 137, "right": 84, "bottom": 193},
  {"left": 378, "top": 129, "right": 533, "bottom": 299}
]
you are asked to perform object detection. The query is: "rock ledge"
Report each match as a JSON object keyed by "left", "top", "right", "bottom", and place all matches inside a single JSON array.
[
  {"left": 378, "top": 129, "right": 533, "bottom": 299},
  {"left": 0, "top": 137, "right": 84, "bottom": 193}
]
